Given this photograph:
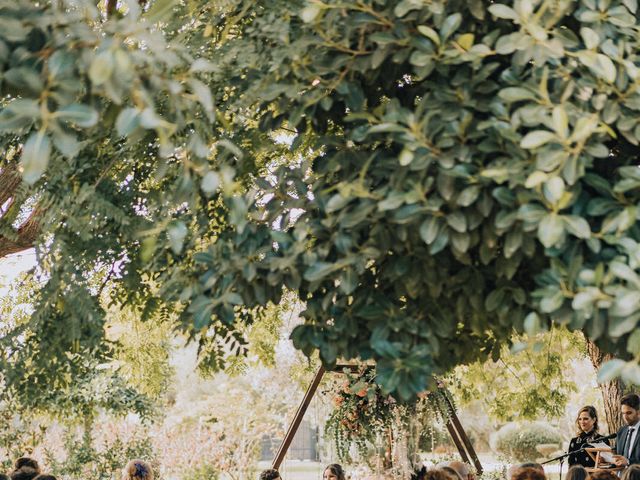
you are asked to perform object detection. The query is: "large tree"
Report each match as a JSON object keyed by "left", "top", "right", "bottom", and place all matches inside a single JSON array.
[{"left": 3, "top": 0, "right": 640, "bottom": 402}]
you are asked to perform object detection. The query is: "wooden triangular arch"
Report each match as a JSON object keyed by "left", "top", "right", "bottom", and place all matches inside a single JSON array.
[{"left": 272, "top": 365, "right": 483, "bottom": 474}]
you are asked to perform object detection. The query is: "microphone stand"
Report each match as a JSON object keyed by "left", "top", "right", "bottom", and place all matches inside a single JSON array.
[
  {"left": 541, "top": 445, "right": 597, "bottom": 480},
  {"left": 541, "top": 450, "right": 572, "bottom": 480}
]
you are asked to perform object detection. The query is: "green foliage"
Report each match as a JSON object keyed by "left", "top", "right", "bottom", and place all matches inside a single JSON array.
[
  {"left": 182, "top": 464, "right": 220, "bottom": 480},
  {"left": 491, "top": 421, "right": 562, "bottom": 462},
  {"left": 45, "top": 427, "right": 158, "bottom": 480},
  {"left": 185, "top": 0, "right": 640, "bottom": 398},
  {"left": 5, "top": 0, "right": 640, "bottom": 402},
  {"left": 450, "top": 327, "right": 580, "bottom": 421},
  {"left": 0, "top": 396, "right": 46, "bottom": 471}
]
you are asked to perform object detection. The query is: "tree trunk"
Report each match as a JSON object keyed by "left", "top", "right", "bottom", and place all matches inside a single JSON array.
[
  {"left": 585, "top": 338, "right": 624, "bottom": 434},
  {"left": 0, "top": 162, "right": 40, "bottom": 258}
]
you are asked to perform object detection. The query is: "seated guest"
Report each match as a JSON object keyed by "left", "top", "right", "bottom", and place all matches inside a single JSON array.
[
  {"left": 438, "top": 466, "right": 462, "bottom": 480},
  {"left": 259, "top": 470, "right": 282, "bottom": 480},
  {"left": 33, "top": 476, "right": 57, "bottom": 480},
  {"left": 568, "top": 406, "right": 609, "bottom": 467},
  {"left": 323, "top": 464, "right": 346, "bottom": 480},
  {"left": 507, "top": 463, "right": 544, "bottom": 480},
  {"left": 589, "top": 471, "right": 617, "bottom": 480},
  {"left": 622, "top": 465, "right": 640, "bottom": 480},
  {"left": 437, "top": 461, "right": 475, "bottom": 480},
  {"left": 415, "top": 469, "right": 458, "bottom": 480},
  {"left": 511, "top": 467, "right": 546, "bottom": 480},
  {"left": 121, "top": 459, "right": 153, "bottom": 480},
  {"left": 565, "top": 465, "right": 588, "bottom": 480},
  {"left": 10, "top": 457, "right": 40, "bottom": 480}
]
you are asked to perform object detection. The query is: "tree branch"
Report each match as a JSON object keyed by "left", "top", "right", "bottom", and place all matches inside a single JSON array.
[
  {"left": 0, "top": 207, "right": 41, "bottom": 258},
  {"left": 0, "top": 162, "right": 21, "bottom": 210}
]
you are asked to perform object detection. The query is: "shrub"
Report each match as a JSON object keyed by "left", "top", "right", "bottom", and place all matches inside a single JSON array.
[{"left": 491, "top": 422, "right": 561, "bottom": 462}]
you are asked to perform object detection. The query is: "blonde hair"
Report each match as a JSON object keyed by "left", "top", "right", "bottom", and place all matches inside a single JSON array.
[{"left": 122, "top": 460, "right": 153, "bottom": 480}]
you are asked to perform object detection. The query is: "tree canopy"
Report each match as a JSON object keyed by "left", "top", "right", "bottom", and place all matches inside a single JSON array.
[{"left": 3, "top": 0, "right": 640, "bottom": 402}]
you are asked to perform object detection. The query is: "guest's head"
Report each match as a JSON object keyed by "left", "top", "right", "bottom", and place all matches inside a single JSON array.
[
  {"left": 121, "top": 459, "right": 153, "bottom": 480},
  {"left": 34, "top": 476, "right": 57, "bottom": 480},
  {"left": 590, "top": 471, "right": 617, "bottom": 480},
  {"left": 259, "top": 470, "right": 281, "bottom": 480},
  {"left": 439, "top": 467, "right": 463, "bottom": 480},
  {"left": 423, "top": 469, "right": 459, "bottom": 480},
  {"left": 622, "top": 465, "right": 640, "bottom": 480},
  {"left": 10, "top": 457, "right": 41, "bottom": 480},
  {"left": 621, "top": 393, "right": 640, "bottom": 426},
  {"left": 575, "top": 406, "right": 599, "bottom": 434},
  {"left": 507, "top": 463, "right": 544, "bottom": 480},
  {"left": 411, "top": 466, "right": 427, "bottom": 480},
  {"left": 442, "top": 461, "right": 474, "bottom": 480},
  {"left": 323, "top": 464, "right": 346, "bottom": 480},
  {"left": 511, "top": 466, "right": 546, "bottom": 480},
  {"left": 566, "top": 465, "right": 588, "bottom": 480}
]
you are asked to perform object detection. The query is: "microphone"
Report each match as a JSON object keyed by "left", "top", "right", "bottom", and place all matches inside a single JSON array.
[{"left": 600, "top": 433, "right": 618, "bottom": 441}]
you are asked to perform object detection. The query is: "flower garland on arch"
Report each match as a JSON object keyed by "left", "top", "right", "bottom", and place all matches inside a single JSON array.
[{"left": 324, "top": 367, "right": 456, "bottom": 473}]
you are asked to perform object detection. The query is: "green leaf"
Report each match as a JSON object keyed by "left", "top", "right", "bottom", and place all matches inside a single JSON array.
[
  {"left": 498, "top": 87, "right": 536, "bottom": 102},
  {"left": 440, "top": 13, "right": 462, "bottom": 41},
  {"left": 580, "top": 27, "right": 600, "bottom": 50},
  {"left": 52, "top": 131, "right": 80, "bottom": 158},
  {"left": 517, "top": 204, "right": 547, "bottom": 224},
  {"left": 340, "top": 268, "right": 358, "bottom": 295},
  {"left": 446, "top": 211, "right": 467, "bottom": 233},
  {"left": 115, "top": 108, "right": 140, "bottom": 136},
  {"left": 417, "top": 26, "right": 440, "bottom": 45},
  {"left": 488, "top": 4, "right": 518, "bottom": 19},
  {"left": 627, "top": 330, "right": 640, "bottom": 355},
  {"left": 167, "top": 221, "right": 188, "bottom": 255},
  {"left": 0, "top": 99, "right": 39, "bottom": 131},
  {"left": 520, "top": 130, "right": 556, "bottom": 149},
  {"left": 610, "top": 292, "right": 640, "bottom": 318},
  {"left": 525, "top": 171, "right": 548, "bottom": 188},
  {"left": 304, "top": 262, "right": 341, "bottom": 282},
  {"left": 524, "top": 312, "right": 543, "bottom": 335},
  {"left": 300, "top": 4, "right": 321, "bottom": 23},
  {"left": 597, "top": 359, "right": 626, "bottom": 383},
  {"left": 537, "top": 213, "right": 564, "bottom": 248},
  {"left": 571, "top": 115, "right": 599, "bottom": 142},
  {"left": 189, "top": 79, "right": 215, "bottom": 121},
  {"left": 56, "top": 104, "right": 99, "bottom": 128},
  {"left": 563, "top": 216, "right": 591, "bottom": 239},
  {"left": 543, "top": 176, "right": 565, "bottom": 204},
  {"left": 21, "top": 130, "right": 52, "bottom": 185},
  {"left": 419, "top": 217, "right": 441, "bottom": 245},
  {"left": 145, "top": 0, "right": 178, "bottom": 23},
  {"left": 201, "top": 171, "right": 220, "bottom": 196},
  {"left": 485, "top": 288, "right": 505, "bottom": 312},
  {"left": 89, "top": 50, "right": 114, "bottom": 86},
  {"left": 552, "top": 106, "right": 569, "bottom": 138},
  {"left": 457, "top": 185, "right": 481, "bottom": 206}
]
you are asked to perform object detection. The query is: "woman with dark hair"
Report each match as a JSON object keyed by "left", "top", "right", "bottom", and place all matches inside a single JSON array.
[
  {"left": 33, "top": 476, "right": 57, "bottom": 480},
  {"left": 121, "top": 459, "right": 153, "bottom": 480},
  {"left": 10, "top": 457, "right": 40, "bottom": 480},
  {"left": 565, "top": 465, "right": 588, "bottom": 480},
  {"left": 323, "top": 464, "right": 346, "bottom": 480},
  {"left": 568, "top": 406, "right": 609, "bottom": 467}
]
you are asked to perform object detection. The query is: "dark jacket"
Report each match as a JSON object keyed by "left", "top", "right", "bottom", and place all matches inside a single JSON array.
[
  {"left": 568, "top": 430, "right": 610, "bottom": 467},
  {"left": 615, "top": 424, "right": 640, "bottom": 465}
]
